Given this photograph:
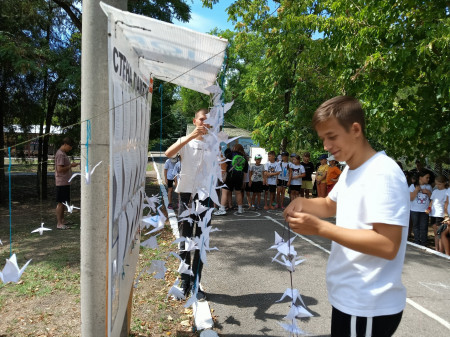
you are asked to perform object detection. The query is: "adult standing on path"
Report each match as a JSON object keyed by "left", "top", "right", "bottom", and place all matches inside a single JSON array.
[
  {"left": 55, "top": 137, "right": 79, "bottom": 230},
  {"left": 165, "top": 108, "right": 211, "bottom": 300},
  {"left": 285, "top": 96, "right": 410, "bottom": 337}
]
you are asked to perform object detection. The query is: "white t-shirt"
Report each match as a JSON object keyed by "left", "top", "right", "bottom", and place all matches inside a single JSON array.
[
  {"left": 278, "top": 162, "right": 290, "bottom": 181},
  {"left": 447, "top": 188, "right": 450, "bottom": 214},
  {"left": 264, "top": 162, "right": 281, "bottom": 185},
  {"left": 175, "top": 137, "right": 207, "bottom": 194},
  {"left": 289, "top": 164, "right": 305, "bottom": 185},
  {"left": 327, "top": 152, "right": 409, "bottom": 317},
  {"left": 430, "top": 188, "right": 447, "bottom": 217},
  {"left": 164, "top": 159, "right": 177, "bottom": 180},
  {"left": 409, "top": 184, "right": 432, "bottom": 212}
]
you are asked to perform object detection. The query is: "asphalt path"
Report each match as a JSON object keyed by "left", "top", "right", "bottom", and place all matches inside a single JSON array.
[
  {"left": 151, "top": 152, "right": 450, "bottom": 337},
  {"left": 202, "top": 210, "right": 450, "bottom": 337}
]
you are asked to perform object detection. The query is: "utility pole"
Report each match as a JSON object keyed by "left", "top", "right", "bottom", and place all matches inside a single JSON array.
[{"left": 80, "top": 1, "right": 127, "bottom": 336}]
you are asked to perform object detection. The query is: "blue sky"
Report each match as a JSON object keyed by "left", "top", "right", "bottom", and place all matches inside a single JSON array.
[{"left": 173, "top": 0, "right": 237, "bottom": 33}]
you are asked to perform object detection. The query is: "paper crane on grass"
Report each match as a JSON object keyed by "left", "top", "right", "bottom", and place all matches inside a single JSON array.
[
  {"left": 31, "top": 223, "right": 52, "bottom": 236},
  {"left": 68, "top": 161, "right": 102, "bottom": 185},
  {"left": 0, "top": 253, "right": 32, "bottom": 284},
  {"left": 168, "top": 279, "right": 185, "bottom": 300},
  {"left": 62, "top": 202, "right": 80, "bottom": 214},
  {"left": 146, "top": 260, "right": 166, "bottom": 279}
]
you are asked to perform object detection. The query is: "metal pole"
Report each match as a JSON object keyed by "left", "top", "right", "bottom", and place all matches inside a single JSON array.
[{"left": 80, "top": 1, "right": 127, "bottom": 336}]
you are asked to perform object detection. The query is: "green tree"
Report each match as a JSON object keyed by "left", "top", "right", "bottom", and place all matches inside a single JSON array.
[{"left": 303, "top": 0, "right": 450, "bottom": 162}]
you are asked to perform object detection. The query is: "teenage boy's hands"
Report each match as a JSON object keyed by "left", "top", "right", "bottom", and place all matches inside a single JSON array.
[{"left": 190, "top": 125, "right": 209, "bottom": 139}]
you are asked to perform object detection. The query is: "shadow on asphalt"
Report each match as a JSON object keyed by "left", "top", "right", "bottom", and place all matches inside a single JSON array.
[{"left": 208, "top": 291, "right": 321, "bottom": 324}]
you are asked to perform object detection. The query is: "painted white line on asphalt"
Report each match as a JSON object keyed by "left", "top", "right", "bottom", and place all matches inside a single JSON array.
[
  {"left": 265, "top": 215, "right": 331, "bottom": 254},
  {"left": 213, "top": 218, "right": 262, "bottom": 222},
  {"left": 407, "top": 241, "right": 450, "bottom": 260},
  {"left": 406, "top": 298, "right": 450, "bottom": 330},
  {"left": 265, "top": 215, "right": 450, "bottom": 331}
]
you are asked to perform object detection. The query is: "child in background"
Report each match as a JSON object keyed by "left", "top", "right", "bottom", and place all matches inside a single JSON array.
[
  {"left": 264, "top": 151, "right": 281, "bottom": 210},
  {"left": 316, "top": 154, "right": 329, "bottom": 198},
  {"left": 300, "top": 152, "right": 315, "bottom": 199},
  {"left": 241, "top": 154, "right": 252, "bottom": 208},
  {"left": 326, "top": 155, "right": 341, "bottom": 193},
  {"left": 288, "top": 154, "right": 305, "bottom": 200},
  {"left": 410, "top": 170, "right": 432, "bottom": 246},
  {"left": 277, "top": 152, "right": 290, "bottom": 209},
  {"left": 427, "top": 175, "right": 448, "bottom": 251},
  {"left": 164, "top": 156, "right": 178, "bottom": 209},
  {"left": 249, "top": 154, "right": 265, "bottom": 209}
]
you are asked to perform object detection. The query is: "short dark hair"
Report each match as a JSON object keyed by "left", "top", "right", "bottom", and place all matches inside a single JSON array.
[
  {"left": 62, "top": 137, "right": 74, "bottom": 147},
  {"left": 268, "top": 151, "right": 276, "bottom": 156},
  {"left": 312, "top": 96, "right": 365, "bottom": 135},
  {"left": 195, "top": 108, "right": 208, "bottom": 119}
]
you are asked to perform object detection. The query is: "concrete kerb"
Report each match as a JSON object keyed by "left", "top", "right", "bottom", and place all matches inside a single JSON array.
[{"left": 149, "top": 153, "right": 215, "bottom": 333}]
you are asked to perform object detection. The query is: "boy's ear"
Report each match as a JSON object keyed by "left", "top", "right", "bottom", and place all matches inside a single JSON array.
[
  {"left": 192, "top": 118, "right": 196, "bottom": 124},
  {"left": 351, "top": 122, "right": 363, "bottom": 136}
]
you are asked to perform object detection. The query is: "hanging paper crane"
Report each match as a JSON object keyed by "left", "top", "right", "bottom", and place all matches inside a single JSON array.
[
  {"left": 0, "top": 254, "right": 32, "bottom": 284},
  {"left": 31, "top": 223, "right": 52, "bottom": 236},
  {"left": 69, "top": 161, "right": 102, "bottom": 185},
  {"left": 62, "top": 202, "right": 80, "bottom": 214}
]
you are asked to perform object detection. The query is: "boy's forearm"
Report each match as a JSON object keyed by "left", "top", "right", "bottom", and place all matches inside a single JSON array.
[{"left": 165, "top": 135, "right": 192, "bottom": 158}]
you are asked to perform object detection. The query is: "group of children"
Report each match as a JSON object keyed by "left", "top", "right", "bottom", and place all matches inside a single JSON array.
[{"left": 408, "top": 170, "right": 450, "bottom": 255}]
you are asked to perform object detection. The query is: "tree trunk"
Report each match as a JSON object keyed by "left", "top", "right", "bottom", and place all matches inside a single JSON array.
[
  {"left": 41, "top": 86, "right": 59, "bottom": 200},
  {"left": 280, "top": 89, "right": 291, "bottom": 153},
  {"left": 0, "top": 78, "right": 5, "bottom": 204}
]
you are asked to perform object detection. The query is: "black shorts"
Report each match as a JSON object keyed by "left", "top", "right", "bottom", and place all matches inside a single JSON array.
[
  {"left": 56, "top": 185, "right": 70, "bottom": 204},
  {"left": 167, "top": 179, "right": 174, "bottom": 188},
  {"left": 290, "top": 185, "right": 301, "bottom": 192},
  {"left": 267, "top": 184, "right": 277, "bottom": 193},
  {"left": 244, "top": 182, "right": 252, "bottom": 192},
  {"left": 430, "top": 216, "right": 444, "bottom": 226},
  {"left": 331, "top": 306, "right": 403, "bottom": 337},
  {"left": 251, "top": 181, "right": 263, "bottom": 193},
  {"left": 277, "top": 180, "right": 288, "bottom": 187},
  {"left": 224, "top": 172, "right": 244, "bottom": 191}
]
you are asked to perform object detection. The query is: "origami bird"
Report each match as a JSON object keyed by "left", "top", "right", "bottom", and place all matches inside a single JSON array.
[
  {"left": 0, "top": 239, "right": 3, "bottom": 245},
  {"left": 169, "top": 252, "right": 194, "bottom": 276},
  {"left": 168, "top": 279, "right": 186, "bottom": 300},
  {"left": 140, "top": 235, "right": 159, "bottom": 249},
  {"left": 276, "top": 288, "right": 306, "bottom": 308},
  {"left": 144, "top": 205, "right": 166, "bottom": 234},
  {"left": 143, "top": 194, "right": 160, "bottom": 213},
  {"left": 278, "top": 320, "right": 307, "bottom": 335},
  {"left": 69, "top": 161, "right": 102, "bottom": 184},
  {"left": 146, "top": 260, "right": 166, "bottom": 279},
  {"left": 285, "top": 304, "right": 313, "bottom": 320},
  {"left": 31, "top": 223, "right": 52, "bottom": 236},
  {"left": 172, "top": 237, "right": 198, "bottom": 252},
  {"left": 62, "top": 202, "right": 80, "bottom": 214},
  {"left": 0, "top": 253, "right": 32, "bottom": 284},
  {"left": 272, "top": 254, "right": 305, "bottom": 272}
]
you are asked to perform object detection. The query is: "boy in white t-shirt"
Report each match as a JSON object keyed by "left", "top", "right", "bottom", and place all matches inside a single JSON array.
[
  {"left": 264, "top": 151, "right": 281, "bottom": 210},
  {"left": 165, "top": 108, "right": 211, "bottom": 301},
  {"left": 426, "top": 175, "right": 448, "bottom": 252},
  {"left": 284, "top": 96, "right": 409, "bottom": 337}
]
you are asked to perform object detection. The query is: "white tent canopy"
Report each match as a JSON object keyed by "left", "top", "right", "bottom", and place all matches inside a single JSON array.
[{"left": 100, "top": 2, "right": 228, "bottom": 94}]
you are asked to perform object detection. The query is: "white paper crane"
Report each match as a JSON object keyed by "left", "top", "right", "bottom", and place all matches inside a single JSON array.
[
  {"left": 168, "top": 279, "right": 186, "bottom": 300},
  {"left": 68, "top": 161, "right": 102, "bottom": 185},
  {"left": 62, "top": 202, "right": 80, "bottom": 214},
  {"left": 146, "top": 260, "right": 166, "bottom": 279},
  {"left": 31, "top": 223, "right": 52, "bottom": 236},
  {"left": 140, "top": 235, "right": 159, "bottom": 249},
  {"left": 272, "top": 254, "right": 305, "bottom": 272},
  {"left": 285, "top": 304, "right": 313, "bottom": 320},
  {"left": 0, "top": 239, "right": 2, "bottom": 245},
  {"left": 278, "top": 320, "right": 307, "bottom": 335},
  {"left": 143, "top": 194, "right": 160, "bottom": 213},
  {"left": 169, "top": 252, "right": 194, "bottom": 276},
  {"left": 0, "top": 253, "right": 32, "bottom": 284},
  {"left": 276, "top": 288, "right": 306, "bottom": 308}
]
